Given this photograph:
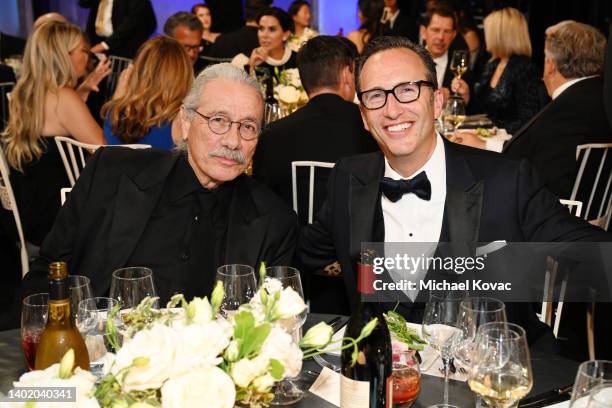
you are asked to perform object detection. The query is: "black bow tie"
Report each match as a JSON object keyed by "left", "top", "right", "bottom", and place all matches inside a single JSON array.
[{"left": 380, "top": 171, "right": 432, "bottom": 202}]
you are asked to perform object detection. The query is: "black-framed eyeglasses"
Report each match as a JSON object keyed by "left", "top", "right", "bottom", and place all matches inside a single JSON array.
[
  {"left": 358, "top": 80, "right": 434, "bottom": 110},
  {"left": 192, "top": 110, "right": 261, "bottom": 141}
]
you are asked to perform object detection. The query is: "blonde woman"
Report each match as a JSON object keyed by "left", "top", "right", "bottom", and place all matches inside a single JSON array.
[
  {"left": 469, "top": 7, "right": 548, "bottom": 134},
  {"left": 102, "top": 36, "right": 193, "bottom": 149},
  {"left": 1, "top": 21, "right": 107, "bottom": 245}
]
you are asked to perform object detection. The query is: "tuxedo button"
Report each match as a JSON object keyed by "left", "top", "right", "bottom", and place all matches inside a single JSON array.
[{"left": 180, "top": 251, "right": 190, "bottom": 261}]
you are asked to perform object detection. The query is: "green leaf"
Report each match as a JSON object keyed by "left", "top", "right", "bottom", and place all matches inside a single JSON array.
[
  {"left": 233, "top": 311, "right": 256, "bottom": 342},
  {"left": 241, "top": 322, "right": 271, "bottom": 358},
  {"left": 384, "top": 311, "right": 426, "bottom": 351},
  {"left": 268, "top": 358, "right": 285, "bottom": 380}
]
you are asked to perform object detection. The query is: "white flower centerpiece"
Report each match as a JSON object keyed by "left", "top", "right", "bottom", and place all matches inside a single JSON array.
[
  {"left": 10, "top": 264, "right": 378, "bottom": 408},
  {"left": 273, "top": 68, "right": 308, "bottom": 115}
]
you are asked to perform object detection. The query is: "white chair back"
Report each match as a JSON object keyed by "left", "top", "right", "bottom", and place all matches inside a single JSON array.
[
  {"left": 570, "top": 143, "right": 612, "bottom": 230},
  {"left": 291, "top": 161, "right": 335, "bottom": 224},
  {"left": 538, "top": 256, "right": 567, "bottom": 338},
  {"left": 0, "top": 81, "right": 14, "bottom": 130},
  {"left": 60, "top": 187, "right": 72, "bottom": 206},
  {"left": 0, "top": 144, "right": 28, "bottom": 277},
  {"left": 105, "top": 55, "right": 132, "bottom": 100},
  {"left": 559, "top": 199, "right": 583, "bottom": 217}
]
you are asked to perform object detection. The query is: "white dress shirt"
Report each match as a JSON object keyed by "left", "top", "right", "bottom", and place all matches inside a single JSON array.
[
  {"left": 433, "top": 52, "right": 448, "bottom": 89},
  {"left": 95, "top": 0, "right": 114, "bottom": 37}
]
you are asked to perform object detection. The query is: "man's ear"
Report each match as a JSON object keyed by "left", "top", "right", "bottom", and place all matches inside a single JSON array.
[
  {"left": 179, "top": 106, "right": 190, "bottom": 141},
  {"left": 419, "top": 25, "right": 426, "bottom": 40},
  {"left": 359, "top": 104, "right": 370, "bottom": 131},
  {"left": 433, "top": 88, "right": 445, "bottom": 119}
]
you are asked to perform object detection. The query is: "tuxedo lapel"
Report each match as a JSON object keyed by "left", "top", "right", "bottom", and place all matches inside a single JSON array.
[{"left": 107, "top": 153, "right": 180, "bottom": 271}]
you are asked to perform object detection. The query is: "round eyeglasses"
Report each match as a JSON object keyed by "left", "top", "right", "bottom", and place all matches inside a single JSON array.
[
  {"left": 358, "top": 80, "right": 434, "bottom": 110},
  {"left": 192, "top": 110, "right": 261, "bottom": 141}
]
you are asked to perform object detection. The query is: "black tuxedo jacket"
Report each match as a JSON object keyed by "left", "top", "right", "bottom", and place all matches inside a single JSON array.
[
  {"left": 23, "top": 148, "right": 298, "bottom": 298},
  {"left": 210, "top": 26, "right": 259, "bottom": 59},
  {"left": 605, "top": 23, "right": 612, "bottom": 129},
  {"left": 253, "top": 93, "right": 378, "bottom": 218},
  {"left": 79, "top": 0, "right": 157, "bottom": 58},
  {"left": 0, "top": 63, "right": 15, "bottom": 83},
  {"left": 384, "top": 11, "right": 418, "bottom": 42},
  {"left": 504, "top": 77, "right": 612, "bottom": 199}
]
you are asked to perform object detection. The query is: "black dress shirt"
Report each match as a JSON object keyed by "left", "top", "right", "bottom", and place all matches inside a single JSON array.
[{"left": 128, "top": 155, "right": 230, "bottom": 304}]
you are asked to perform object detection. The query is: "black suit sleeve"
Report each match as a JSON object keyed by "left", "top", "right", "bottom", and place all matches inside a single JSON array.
[
  {"left": 604, "top": 23, "right": 612, "bottom": 129},
  {"left": 79, "top": 0, "right": 98, "bottom": 7},
  {"left": 105, "top": 0, "right": 156, "bottom": 52}
]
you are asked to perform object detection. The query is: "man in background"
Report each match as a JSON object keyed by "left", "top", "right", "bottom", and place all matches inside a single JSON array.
[
  {"left": 164, "top": 12, "right": 204, "bottom": 69},
  {"left": 381, "top": 0, "right": 418, "bottom": 42}
]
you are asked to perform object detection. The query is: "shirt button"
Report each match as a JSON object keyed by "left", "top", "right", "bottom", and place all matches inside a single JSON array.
[{"left": 180, "top": 251, "right": 190, "bottom": 261}]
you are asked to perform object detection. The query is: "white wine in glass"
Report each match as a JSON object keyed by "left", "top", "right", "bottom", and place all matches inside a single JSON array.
[
  {"left": 450, "top": 50, "right": 469, "bottom": 80},
  {"left": 442, "top": 96, "right": 467, "bottom": 136}
]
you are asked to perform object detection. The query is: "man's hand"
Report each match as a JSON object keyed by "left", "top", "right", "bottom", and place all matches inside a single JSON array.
[
  {"left": 76, "top": 57, "right": 112, "bottom": 101},
  {"left": 451, "top": 130, "right": 486, "bottom": 149}
]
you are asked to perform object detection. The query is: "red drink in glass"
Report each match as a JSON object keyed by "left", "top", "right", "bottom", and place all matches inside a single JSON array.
[
  {"left": 21, "top": 330, "right": 42, "bottom": 371},
  {"left": 393, "top": 366, "right": 420, "bottom": 405}
]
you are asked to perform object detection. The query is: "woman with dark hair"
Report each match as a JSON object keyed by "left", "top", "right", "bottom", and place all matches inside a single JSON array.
[
  {"left": 287, "top": 0, "right": 318, "bottom": 52},
  {"left": 231, "top": 7, "right": 297, "bottom": 79},
  {"left": 191, "top": 3, "right": 220, "bottom": 55},
  {"left": 347, "top": 0, "right": 385, "bottom": 53}
]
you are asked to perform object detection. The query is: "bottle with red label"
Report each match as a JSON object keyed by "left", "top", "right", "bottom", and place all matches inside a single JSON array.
[{"left": 340, "top": 249, "right": 393, "bottom": 408}]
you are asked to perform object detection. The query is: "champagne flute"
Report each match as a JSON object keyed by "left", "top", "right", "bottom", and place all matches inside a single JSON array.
[
  {"left": 20, "top": 293, "right": 49, "bottom": 371},
  {"left": 109, "top": 267, "right": 157, "bottom": 310},
  {"left": 468, "top": 322, "right": 533, "bottom": 408},
  {"left": 266, "top": 266, "right": 306, "bottom": 405},
  {"left": 422, "top": 291, "right": 465, "bottom": 405},
  {"left": 570, "top": 360, "right": 612, "bottom": 408},
  {"left": 215, "top": 264, "right": 257, "bottom": 318},
  {"left": 450, "top": 50, "right": 469, "bottom": 82},
  {"left": 442, "top": 96, "right": 467, "bottom": 138}
]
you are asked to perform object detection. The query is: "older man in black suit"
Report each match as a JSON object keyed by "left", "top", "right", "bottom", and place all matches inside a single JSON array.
[
  {"left": 23, "top": 64, "right": 297, "bottom": 304},
  {"left": 297, "top": 36, "right": 610, "bottom": 347}
]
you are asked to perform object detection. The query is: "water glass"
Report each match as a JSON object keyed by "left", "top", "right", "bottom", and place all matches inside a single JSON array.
[
  {"left": 586, "top": 383, "right": 612, "bottom": 408},
  {"left": 109, "top": 267, "right": 157, "bottom": 309},
  {"left": 67, "top": 275, "right": 93, "bottom": 320},
  {"left": 393, "top": 350, "right": 421, "bottom": 406},
  {"left": 20, "top": 293, "right": 49, "bottom": 371},
  {"left": 77, "top": 297, "right": 122, "bottom": 377},
  {"left": 215, "top": 264, "right": 257, "bottom": 317},
  {"left": 570, "top": 360, "right": 612, "bottom": 408}
]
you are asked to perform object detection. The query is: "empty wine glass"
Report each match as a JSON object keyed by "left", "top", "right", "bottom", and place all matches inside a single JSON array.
[
  {"left": 77, "top": 297, "right": 122, "bottom": 378},
  {"left": 265, "top": 266, "right": 306, "bottom": 406},
  {"left": 570, "top": 360, "right": 612, "bottom": 408},
  {"left": 422, "top": 291, "right": 465, "bottom": 405},
  {"left": 109, "top": 267, "right": 157, "bottom": 310},
  {"left": 454, "top": 297, "right": 507, "bottom": 369},
  {"left": 215, "top": 264, "right": 257, "bottom": 318},
  {"left": 586, "top": 383, "right": 612, "bottom": 408},
  {"left": 20, "top": 293, "right": 49, "bottom": 371},
  {"left": 450, "top": 50, "right": 469, "bottom": 82},
  {"left": 265, "top": 102, "right": 282, "bottom": 125},
  {"left": 67, "top": 275, "right": 93, "bottom": 321},
  {"left": 442, "top": 96, "right": 467, "bottom": 138},
  {"left": 468, "top": 322, "right": 533, "bottom": 408}
]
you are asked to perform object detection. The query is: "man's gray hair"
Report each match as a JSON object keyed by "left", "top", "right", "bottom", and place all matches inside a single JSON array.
[
  {"left": 163, "top": 11, "right": 203, "bottom": 36},
  {"left": 545, "top": 20, "right": 606, "bottom": 78},
  {"left": 182, "top": 63, "right": 263, "bottom": 121}
]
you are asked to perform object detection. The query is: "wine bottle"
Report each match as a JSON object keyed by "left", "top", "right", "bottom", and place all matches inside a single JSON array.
[
  {"left": 35, "top": 262, "right": 90, "bottom": 371},
  {"left": 340, "top": 250, "right": 393, "bottom": 408},
  {"left": 265, "top": 72, "right": 278, "bottom": 105}
]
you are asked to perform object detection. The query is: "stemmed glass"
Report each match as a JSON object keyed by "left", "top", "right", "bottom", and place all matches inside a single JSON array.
[
  {"left": 215, "top": 264, "right": 258, "bottom": 318},
  {"left": 569, "top": 360, "right": 612, "bottom": 408},
  {"left": 109, "top": 267, "right": 157, "bottom": 310},
  {"left": 442, "top": 96, "right": 467, "bottom": 138},
  {"left": 20, "top": 293, "right": 49, "bottom": 371},
  {"left": 468, "top": 322, "right": 533, "bottom": 408},
  {"left": 67, "top": 275, "right": 93, "bottom": 321},
  {"left": 454, "top": 297, "right": 507, "bottom": 370},
  {"left": 450, "top": 50, "right": 469, "bottom": 84},
  {"left": 585, "top": 383, "right": 612, "bottom": 408},
  {"left": 266, "top": 266, "right": 306, "bottom": 405},
  {"left": 422, "top": 291, "right": 465, "bottom": 406}
]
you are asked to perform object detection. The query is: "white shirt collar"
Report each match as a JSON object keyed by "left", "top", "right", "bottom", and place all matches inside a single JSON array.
[
  {"left": 433, "top": 52, "right": 448, "bottom": 89},
  {"left": 551, "top": 76, "right": 597, "bottom": 100},
  {"left": 265, "top": 47, "right": 292, "bottom": 66},
  {"left": 389, "top": 9, "right": 400, "bottom": 27}
]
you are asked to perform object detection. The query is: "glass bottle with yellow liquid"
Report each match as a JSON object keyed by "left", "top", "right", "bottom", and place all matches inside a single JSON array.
[{"left": 34, "top": 262, "right": 90, "bottom": 370}]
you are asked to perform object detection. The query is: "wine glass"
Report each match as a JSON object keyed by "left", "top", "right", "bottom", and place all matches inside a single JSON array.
[
  {"left": 450, "top": 50, "right": 469, "bottom": 82},
  {"left": 442, "top": 96, "right": 466, "bottom": 138},
  {"left": 76, "top": 297, "right": 122, "bottom": 378},
  {"left": 585, "top": 383, "right": 612, "bottom": 408},
  {"left": 422, "top": 291, "right": 465, "bottom": 405},
  {"left": 265, "top": 102, "right": 282, "bottom": 125},
  {"left": 454, "top": 297, "right": 507, "bottom": 369},
  {"left": 468, "top": 322, "right": 533, "bottom": 408},
  {"left": 20, "top": 293, "right": 49, "bottom": 371},
  {"left": 266, "top": 266, "right": 306, "bottom": 405},
  {"left": 67, "top": 275, "right": 93, "bottom": 321},
  {"left": 570, "top": 360, "right": 612, "bottom": 408},
  {"left": 109, "top": 267, "right": 157, "bottom": 310},
  {"left": 215, "top": 264, "right": 257, "bottom": 318}
]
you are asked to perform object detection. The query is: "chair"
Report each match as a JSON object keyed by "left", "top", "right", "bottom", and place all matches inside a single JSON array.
[
  {"left": 104, "top": 55, "right": 132, "bottom": 100},
  {"left": 60, "top": 187, "right": 72, "bottom": 206},
  {"left": 559, "top": 199, "right": 583, "bottom": 217},
  {"left": 538, "top": 256, "right": 567, "bottom": 338},
  {"left": 0, "top": 81, "right": 14, "bottom": 131},
  {"left": 0, "top": 144, "right": 28, "bottom": 277},
  {"left": 570, "top": 143, "right": 612, "bottom": 230},
  {"left": 54, "top": 137, "right": 151, "bottom": 187},
  {"left": 291, "top": 161, "right": 335, "bottom": 224}
]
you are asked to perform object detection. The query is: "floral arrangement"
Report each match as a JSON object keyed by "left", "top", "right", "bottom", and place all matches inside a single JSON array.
[
  {"left": 9, "top": 266, "right": 377, "bottom": 408},
  {"left": 272, "top": 68, "right": 308, "bottom": 113}
]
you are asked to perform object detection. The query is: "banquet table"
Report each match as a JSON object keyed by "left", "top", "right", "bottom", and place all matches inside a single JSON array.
[{"left": 0, "top": 313, "right": 580, "bottom": 407}]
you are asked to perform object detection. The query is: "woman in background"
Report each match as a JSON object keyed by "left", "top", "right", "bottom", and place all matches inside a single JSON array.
[
  {"left": 101, "top": 36, "right": 193, "bottom": 150},
  {"left": 1, "top": 21, "right": 107, "bottom": 245},
  {"left": 191, "top": 3, "right": 220, "bottom": 55},
  {"left": 347, "top": 0, "right": 384, "bottom": 53},
  {"left": 287, "top": 1, "right": 318, "bottom": 52}
]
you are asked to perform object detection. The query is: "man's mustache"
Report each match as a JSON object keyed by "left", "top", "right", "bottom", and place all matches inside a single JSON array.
[{"left": 209, "top": 148, "right": 246, "bottom": 164}]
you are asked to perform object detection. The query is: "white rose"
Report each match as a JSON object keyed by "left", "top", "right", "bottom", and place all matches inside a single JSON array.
[
  {"left": 230, "top": 356, "right": 268, "bottom": 388},
  {"left": 111, "top": 324, "right": 177, "bottom": 391},
  {"left": 187, "top": 297, "right": 213, "bottom": 324},
  {"left": 172, "top": 320, "right": 232, "bottom": 376},
  {"left": 162, "top": 366, "right": 235, "bottom": 408},
  {"left": 260, "top": 327, "right": 303, "bottom": 378},
  {"left": 9, "top": 365, "right": 99, "bottom": 408},
  {"left": 276, "top": 85, "right": 300, "bottom": 105},
  {"left": 273, "top": 286, "right": 307, "bottom": 320},
  {"left": 262, "top": 277, "right": 283, "bottom": 295}
]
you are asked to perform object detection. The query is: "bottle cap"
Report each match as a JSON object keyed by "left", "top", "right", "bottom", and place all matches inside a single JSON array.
[{"left": 48, "top": 262, "right": 68, "bottom": 280}]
